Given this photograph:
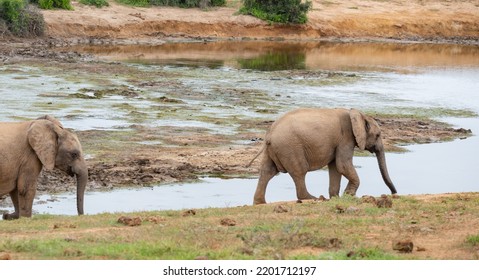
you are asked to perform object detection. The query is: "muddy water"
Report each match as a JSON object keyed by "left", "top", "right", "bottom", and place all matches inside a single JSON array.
[{"left": 1, "top": 41, "right": 479, "bottom": 216}]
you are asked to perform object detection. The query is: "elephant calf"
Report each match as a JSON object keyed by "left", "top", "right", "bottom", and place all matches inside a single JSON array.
[
  {"left": 249, "top": 108, "right": 397, "bottom": 204},
  {"left": 0, "top": 115, "right": 87, "bottom": 219}
]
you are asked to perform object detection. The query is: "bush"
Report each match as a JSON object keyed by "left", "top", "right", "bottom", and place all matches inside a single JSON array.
[
  {"left": 116, "top": 0, "right": 149, "bottom": 7},
  {"left": 80, "top": 0, "right": 109, "bottom": 8},
  {"left": 38, "top": 0, "right": 73, "bottom": 10},
  {"left": 0, "top": 0, "right": 45, "bottom": 37},
  {"left": 210, "top": 0, "right": 225, "bottom": 6},
  {"left": 147, "top": 0, "right": 226, "bottom": 8},
  {"left": 240, "top": 0, "right": 312, "bottom": 24}
]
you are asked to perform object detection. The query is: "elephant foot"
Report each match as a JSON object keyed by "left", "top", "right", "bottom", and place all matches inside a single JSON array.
[
  {"left": 343, "top": 188, "right": 358, "bottom": 197},
  {"left": 2, "top": 212, "right": 19, "bottom": 220},
  {"left": 253, "top": 198, "right": 267, "bottom": 205},
  {"left": 297, "top": 193, "right": 316, "bottom": 201}
]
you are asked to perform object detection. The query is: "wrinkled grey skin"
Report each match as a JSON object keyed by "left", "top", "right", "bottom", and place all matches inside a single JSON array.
[
  {"left": 249, "top": 108, "right": 397, "bottom": 205},
  {"left": 0, "top": 115, "right": 87, "bottom": 219}
]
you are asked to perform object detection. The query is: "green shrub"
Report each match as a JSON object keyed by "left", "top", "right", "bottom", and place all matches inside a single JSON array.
[
  {"left": 210, "top": 0, "right": 225, "bottom": 6},
  {"left": 147, "top": 0, "right": 226, "bottom": 8},
  {"left": 38, "top": 0, "right": 73, "bottom": 10},
  {"left": 80, "top": 0, "right": 109, "bottom": 8},
  {"left": 240, "top": 0, "right": 312, "bottom": 24},
  {"left": 0, "top": 0, "right": 23, "bottom": 27},
  {"left": 116, "top": 0, "right": 149, "bottom": 7},
  {"left": 0, "top": 0, "right": 45, "bottom": 37}
]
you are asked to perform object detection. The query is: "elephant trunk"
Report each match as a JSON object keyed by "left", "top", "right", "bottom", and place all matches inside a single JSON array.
[
  {"left": 73, "top": 159, "right": 88, "bottom": 215},
  {"left": 375, "top": 143, "right": 397, "bottom": 194}
]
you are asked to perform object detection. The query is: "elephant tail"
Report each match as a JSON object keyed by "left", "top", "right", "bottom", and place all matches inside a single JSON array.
[{"left": 246, "top": 144, "right": 266, "bottom": 167}]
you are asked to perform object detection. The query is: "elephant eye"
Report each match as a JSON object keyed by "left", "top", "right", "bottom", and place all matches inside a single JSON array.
[{"left": 71, "top": 152, "right": 79, "bottom": 159}]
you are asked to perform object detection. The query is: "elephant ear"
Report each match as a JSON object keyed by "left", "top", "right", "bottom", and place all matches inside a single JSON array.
[
  {"left": 28, "top": 120, "right": 61, "bottom": 170},
  {"left": 350, "top": 109, "right": 367, "bottom": 150},
  {"left": 37, "top": 115, "right": 64, "bottom": 129}
]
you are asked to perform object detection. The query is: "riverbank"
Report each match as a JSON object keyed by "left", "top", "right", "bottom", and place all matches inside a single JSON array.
[{"left": 40, "top": 0, "right": 479, "bottom": 43}]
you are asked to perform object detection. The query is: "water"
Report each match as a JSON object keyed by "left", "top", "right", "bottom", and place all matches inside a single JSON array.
[
  {"left": 20, "top": 116, "right": 478, "bottom": 216},
  {"left": 1, "top": 41, "right": 479, "bottom": 216}
]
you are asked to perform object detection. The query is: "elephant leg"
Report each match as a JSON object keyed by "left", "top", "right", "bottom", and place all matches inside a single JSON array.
[
  {"left": 328, "top": 161, "right": 342, "bottom": 198},
  {"left": 15, "top": 173, "right": 38, "bottom": 218},
  {"left": 17, "top": 183, "right": 36, "bottom": 218},
  {"left": 253, "top": 156, "right": 278, "bottom": 205},
  {"left": 337, "top": 161, "right": 360, "bottom": 196},
  {"left": 291, "top": 172, "right": 316, "bottom": 201},
  {"left": 3, "top": 188, "right": 20, "bottom": 220}
]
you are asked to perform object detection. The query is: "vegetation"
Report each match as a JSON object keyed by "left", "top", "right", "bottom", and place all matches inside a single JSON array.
[
  {"left": 150, "top": 0, "right": 226, "bottom": 8},
  {"left": 1, "top": 193, "right": 478, "bottom": 259},
  {"left": 0, "top": 0, "right": 45, "bottom": 36},
  {"left": 466, "top": 234, "right": 479, "bottom": 247},
  {"left": 240, "top": 0, "right": 312, "bottom": 24},
  {"left": 79, "top": 0, "right": 109, "bottom": 8},
  {"left": 34, "top": 0, "right": 73, "bottom": 10},
  {"left": 116, "top": 0, "right": 226, "bottom": 8}
]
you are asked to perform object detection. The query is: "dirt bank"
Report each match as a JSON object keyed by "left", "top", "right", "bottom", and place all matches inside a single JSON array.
[{"left": 41, "top": 0, "right": 479, "bottom": 42}]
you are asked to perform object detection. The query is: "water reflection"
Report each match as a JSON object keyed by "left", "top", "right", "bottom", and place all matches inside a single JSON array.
[{"left": 66, "top": 41, "right": 479, "bottom": 71}]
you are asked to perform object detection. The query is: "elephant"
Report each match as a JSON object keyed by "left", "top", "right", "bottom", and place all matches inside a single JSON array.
[
  {"left": 0, "top": 115, "right": 87, "bottom": 219},
  {"left": 248, "top": 108, "right": 397, "bottom": 205}
]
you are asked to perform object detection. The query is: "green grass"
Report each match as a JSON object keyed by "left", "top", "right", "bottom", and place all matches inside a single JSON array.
[
  {"left": 1, "top": 193, "right": 478, "bottom": 259},
  {"left": 116, "top": 0, "right": 149, "bottom": 7},
  {"left": 466, "top": 234, "right": 479, "bottom": 247},
  {"left": 79, "top": 0, "right": 109, "bottom": 8}
]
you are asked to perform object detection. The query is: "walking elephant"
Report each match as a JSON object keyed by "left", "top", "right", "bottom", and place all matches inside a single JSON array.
[
  {"left": 249, "top": 108, "right": 397, "bottom": 204},
  {"left": 0, "top": 115, "right": 87, "bottom": 219}
]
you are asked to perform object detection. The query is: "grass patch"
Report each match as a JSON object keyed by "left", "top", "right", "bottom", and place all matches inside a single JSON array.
[
  {"left": 466, "top": 234, "right": 479, "bottom": 247},
  {"left": 2, "top": 193, "right": 478, "bottom": 259},
  {"left": 318, "top": 247, "right": 404, "bottom": 260},
  {"left": 79, "top": 0, "right": 109, "bottom": 8},
  {"left": 116, "top": 0, "right": 149, "bottom": 7}
]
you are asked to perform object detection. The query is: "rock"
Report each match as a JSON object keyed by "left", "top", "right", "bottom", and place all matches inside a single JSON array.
[
  {"left": 273, "top": 205, "right": 289, "bottom": 213},
  {"left": 118, "top": 216, "right": 142, "bottom": 226},
  {"left": 220, "top": 218, "right": 236, "bottom": 226},
  {"left": 376, "top": 194, "right": 393, "bottom": 208},
  {"left": 393, "top": 240, "right": 414, "bottom": 253},
  {"left": 182, "top": 209, "right": 196, "bottom": 217},
  {"left": 361, "top": 195, "right": 377, "bottom": 204},
  {"left": 335, "top": 205, "right": 345, "bottom": 213}
]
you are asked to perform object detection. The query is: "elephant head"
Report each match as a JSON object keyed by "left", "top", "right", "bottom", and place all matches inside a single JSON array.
[
  {"left": 350, "top": 109, "right": 397, "bottom": 195},
  {"left": 28, "top": 115, "right": 88, "bottom": 215}
]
